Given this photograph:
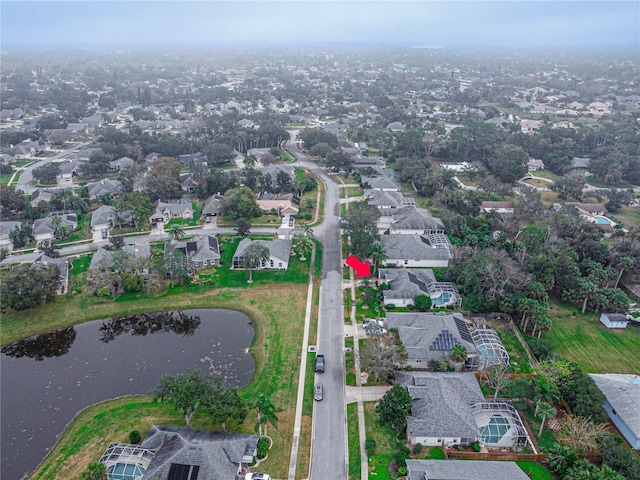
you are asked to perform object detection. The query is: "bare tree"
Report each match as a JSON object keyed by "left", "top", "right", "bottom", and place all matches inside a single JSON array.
[
  {"left": 481, "top": 365, "right": 512, "bottom": 399},
  {"left": 360, "top": 333, "right": 407, "bottom": 383},
  {"left": 556, "top": 415, "right": 609, "bottom": 454}
]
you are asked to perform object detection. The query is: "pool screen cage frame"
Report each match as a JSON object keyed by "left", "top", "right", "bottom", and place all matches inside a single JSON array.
[
  {"left": 470, "top": 328, "right": 510, "bottom": 369},
  {"left": 470, "top": 401, "right": 534, "bottom": 452},
  {"left": 100, "top": 443, "right": 155, "bottom": 479}
]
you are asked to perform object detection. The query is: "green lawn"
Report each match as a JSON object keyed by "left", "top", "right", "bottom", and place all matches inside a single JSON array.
[
  {"left": 1, "top": 172, "right": 14, "bottom": 185},
  {"left": 530, "top": 169, "right": 558, "bottom": 181},
  {"left": 347, "top": 403, "right": 361, "bottom": 480},
  {"left": 516, "top": 461, "right": 555, "bottom": 480},
  {"left": 345, "top": 336, "right": 356, "bottom": 386},
  {"left": 543, "top": 301, "right": 640, "bottom": 373}
]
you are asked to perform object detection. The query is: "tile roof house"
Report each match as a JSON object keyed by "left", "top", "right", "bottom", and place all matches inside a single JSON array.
[
  {"left": 386, "top": 313, "right": 478, "bottom": 367},
  {"left": 570, "top": 202, "right": 607, "bottom": 216},
  {"left": 378, "top": 268, "right": 461, "bottom": 308},
  {"left": 406, "top": 459, "right": 530, "bottom": 480},
  {"left": 87, "top": 178, "right": 123, "bottom": 199},
  {"left": 590, "top": 374, "right": 640, "bottom": 450},
  {"left": 139, "top": 425, "right": 259, "bottom": 480},
  {"left": 232, "top": 238, "right": 292, "bottom": 270},
  {"left": 165, "top": 235, "right": 220, "bottom": 268},
  {"left": 0, "top": 221, "right": 22, "bottom": 252},
  {"left": 395, "top": 371, "right": 484, "bottom": 447},
  {"left": 386, "top": 121, "right": 406, "bottom": 132},
  {"left": 149, "top": 199, "right": 194, "bottom": 229},
  {"left": 387, "top": 208, "right": 445, "bottom": 235},
  {"left": 379, "top": 234, "right": 451, "bottom": 268}
]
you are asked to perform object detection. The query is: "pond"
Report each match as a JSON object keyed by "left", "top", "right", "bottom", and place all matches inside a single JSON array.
[{"left": 0, "top": 309, "right": 255, "bottom": 480}]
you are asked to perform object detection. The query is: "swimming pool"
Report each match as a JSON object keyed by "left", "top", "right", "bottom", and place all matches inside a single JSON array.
[
  {"left": 595, "top": 216, "right": 612, "bottom": 224},
  {"left": 107, "top": 462, "right": 146, "bottom": 480}
]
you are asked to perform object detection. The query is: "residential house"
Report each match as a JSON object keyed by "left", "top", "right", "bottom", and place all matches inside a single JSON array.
[
  {"left": 570, "top": 202, "right": 607, "bottom": 216},
  {"left": 439, "top": 161, "right": 474, "bottom": 173},
  {"left": 571, "top": 157, "right": 591, "bottom": 169},
  {"left": 134, "top": 425, "right": 260, "bottom": 480},
  {"left": 201, "top": 194, "right": 222, "bottom": 219},
  {"left": 89, "top": 244, "right": 151, "bottom": 273},
  {"left": 481, "top": 201, "right": 515, "bottom": 215},
  {"left": 179, "top": 173, "right": 199, "bottom": 193},
  {"left": 0, "top": 221, "right": 22, "bottom": 251},
  {"left": 177, "top": 152, "right": 207, "bottom": 166},
  {"left": 149, "top": 199, "right": 194, "bottom": 230},
  {"left": 0, "top": 252, "right": 69, "bottom": 294},
  {"left": 406, "top": 460, "right": 530, "bottom": 480},
  {"left": 378, "top": 268, "right": 461, "bottom": 308},
  {"left": 90, "top": 205, "right": 116, "bottom": 241},
  {"left": 108, "top": 156, "right": 135, "bottom": 172},
  {"left": 386, "top": 208, "right": 445, "bottom": 235},
  {"left": 527, "top": 158, "right": 545, "bottom": 171},
  {"left": 386, "top": 313, "right": 478, "bottom": 368},
  {"left": 29, "top": 188, "right": 58, "bottom": 207},
  {"left": 396, "top": 371, "right": 531, "bottom": 450},
  {"left": 379, "top": 234, "right": 451, "bottom": 268},
  {"left": 33, "top": 212, "right": 78, "bottom": 242},
  {"left": 87, "top": 178, "right": 122, "bottom": 199},
  {"left": 359, "top": 175, "right": 402, "bottom": 192},
  {"left": 599, "top": 313, "right": 629, "bottom": 329},
  {"left": 255, "top": 193, "right": 299, "bottom": 228},
  {"left": 56, "top": 160, "right": 82, "bottom": 185},
  {"left": 364, "top": 189, "right": 412, "bottom": 215},
  {"left": 590, "top": 374, "right": 640, "bottom": 450},
  {"left": 66, "top": 122, "right": 89, "bottom": 133},
  {"left": 386, "top": 121, "right": 406, "bottom": 132},
  {"left": 164, "top": 235, "right": 220, "bottom": 268},
  {"left": 232, "top": 238, "right": 292, "bottom": 270},
  {"left": 257, "top": 164, "right": 295, "bottom": 182}
]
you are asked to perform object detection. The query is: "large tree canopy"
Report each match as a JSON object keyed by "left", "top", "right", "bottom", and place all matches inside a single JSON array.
[{"left": 1, "top": 263, "right": 61, "bottom": 311}]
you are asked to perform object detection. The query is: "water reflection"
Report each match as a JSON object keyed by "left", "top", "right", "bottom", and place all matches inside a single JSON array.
[
  {"left": 99, "top": 310, "right": 201, "bottom": 343},
  {"left": 1, "top": 327, "right": 77, "bottom": 361}
]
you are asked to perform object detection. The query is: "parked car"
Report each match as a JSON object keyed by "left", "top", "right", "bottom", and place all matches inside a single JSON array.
[
  {"left": 314, "top": 383, "right": 323, "bottom": 401},
  {"left": 315, "top": 354, "right": 325, "bottom": 373},
  {"left": 245, "top": 473, "right": 271, "bottom": 480}
]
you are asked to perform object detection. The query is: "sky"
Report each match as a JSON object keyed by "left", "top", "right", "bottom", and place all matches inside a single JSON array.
[{"left": 1, "top": 1, "right": 639, "bottom": 50}]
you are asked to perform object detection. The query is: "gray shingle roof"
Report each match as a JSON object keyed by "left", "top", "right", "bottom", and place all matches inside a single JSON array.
[
  {"left": 234, "top": 237, "right": 292, "bottom": 265},
  {"left": 590, "top": 374, "right": 640, "bottom": 440},
  {"left": 406, "top": 459, "right": 530, "bottom": 480},
  {"left": 379, "top": 235, "right": 451, "bottom": 262},
  {"left": 141, "top": 425, "right": 259, "bottom": 480},
  {"left": 395, "top": 372, "right": 484, "bottom": 441},
  {"left": 386, "top": 312, "right": 477, "bottom": 362},
  {"left": 390, "top": 208, "right": 445, "bottom": 232},
  {"left": 165, "top": 235, "right": 220, "bottom": 263},
  {"left": 360, "top": 176, "right": 402, "bottom": 190},
  {"left": 87, "top": 178, "right": 122, "bottom": 198},
  {"left": 364, "top": 189, "right": 405, "bottom": 208},
  {"left": 90, "top": 205, "right": 116, "bottom": 227}
]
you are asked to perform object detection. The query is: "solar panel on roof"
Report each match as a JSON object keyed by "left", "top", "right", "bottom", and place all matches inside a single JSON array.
[
  {"left": 454, "top": 316, "right": 473, "bottom": 343},
  {"left": 429, "top": 329, "right": 460, "bottom": 350},
  {"left": 168, "top": 463, "right": 200, "bottom": 480}
]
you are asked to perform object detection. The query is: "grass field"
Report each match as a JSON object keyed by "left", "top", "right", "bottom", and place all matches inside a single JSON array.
[
  {"left": 347, "top": 403, "right": 361, "bottom": 480},
  {"left": 516, "top": 461, "right": 555, "bottom": 480},
  {"left": 543, "top": 301, "right": 640, "bottom": 373}
]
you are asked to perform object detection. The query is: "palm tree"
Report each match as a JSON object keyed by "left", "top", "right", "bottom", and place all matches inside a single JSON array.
[
  {"left": 242, "top": 243, "right": 270, "bottom": 283},
  {"left": 243, "top": 154, "right": 257, "bottom": 167},
  {"left": 296, "top": 236, "right": 312, "bottom": 260},
  {"left": 369, "top": 242, "right": 387, "bottom": 275},
  {"left": 254, "top": 394, "right": 278, "bottom": 437},
  {"left": 166, "top": 224, "right": 186, "bottom": 241},
  {"left": 450, "top": 344, "right": 467, "bottom": 371},
  {"left": 536, "top": 401, "right": 556, "bottom": 437}
]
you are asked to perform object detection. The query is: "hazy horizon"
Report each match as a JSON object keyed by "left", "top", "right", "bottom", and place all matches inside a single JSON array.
[{"left": 2, "top": 1, "right": 638, "bottom": 52}]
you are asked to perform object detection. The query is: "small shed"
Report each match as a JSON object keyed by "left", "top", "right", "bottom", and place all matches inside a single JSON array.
[{"left": 599, "top": 313, "right": 628, "bottom": 329}]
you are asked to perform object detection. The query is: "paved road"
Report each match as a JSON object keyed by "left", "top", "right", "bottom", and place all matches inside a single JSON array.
[
  {"left": 15, "top": 141, "right": 92, "bottom": 194},
  {"left": 288, "top": 135, "right": 348, "bottom": 480}
]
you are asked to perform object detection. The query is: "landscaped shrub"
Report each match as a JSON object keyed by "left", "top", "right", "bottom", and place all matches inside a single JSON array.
[
  {"left": 385, "top": 304, "right": 396, "bottom": 310},
  {"left": 472, "top": 441, "right": 481, "bottom": 452},
  {"left": 257, "top": 437, "right": 269, "bottom": 459},
  {"left": 597, "top": 435, "right": 640, "bottom": 480},
  {"left": 365, "top": 437, "right": 376, "bottom": 454},
  {"left": 396, "top": 442, "right": 410, "bottom": 454},
  {"left": 128, "top": 430, "right": 141, "bottom": 444},
  {"left": 527, "top": 336, "right": 554, "bottom": 361},
  {"left": 394, "top": 450, "right": 409, "bottom": 468},
  {"left": 412, "top": 443, "right": 423, "bottom": 455}
]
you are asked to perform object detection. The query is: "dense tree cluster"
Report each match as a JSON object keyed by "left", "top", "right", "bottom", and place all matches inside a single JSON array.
[{"left": 1, "top": 263, "right": 61, "bottom": 311}]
